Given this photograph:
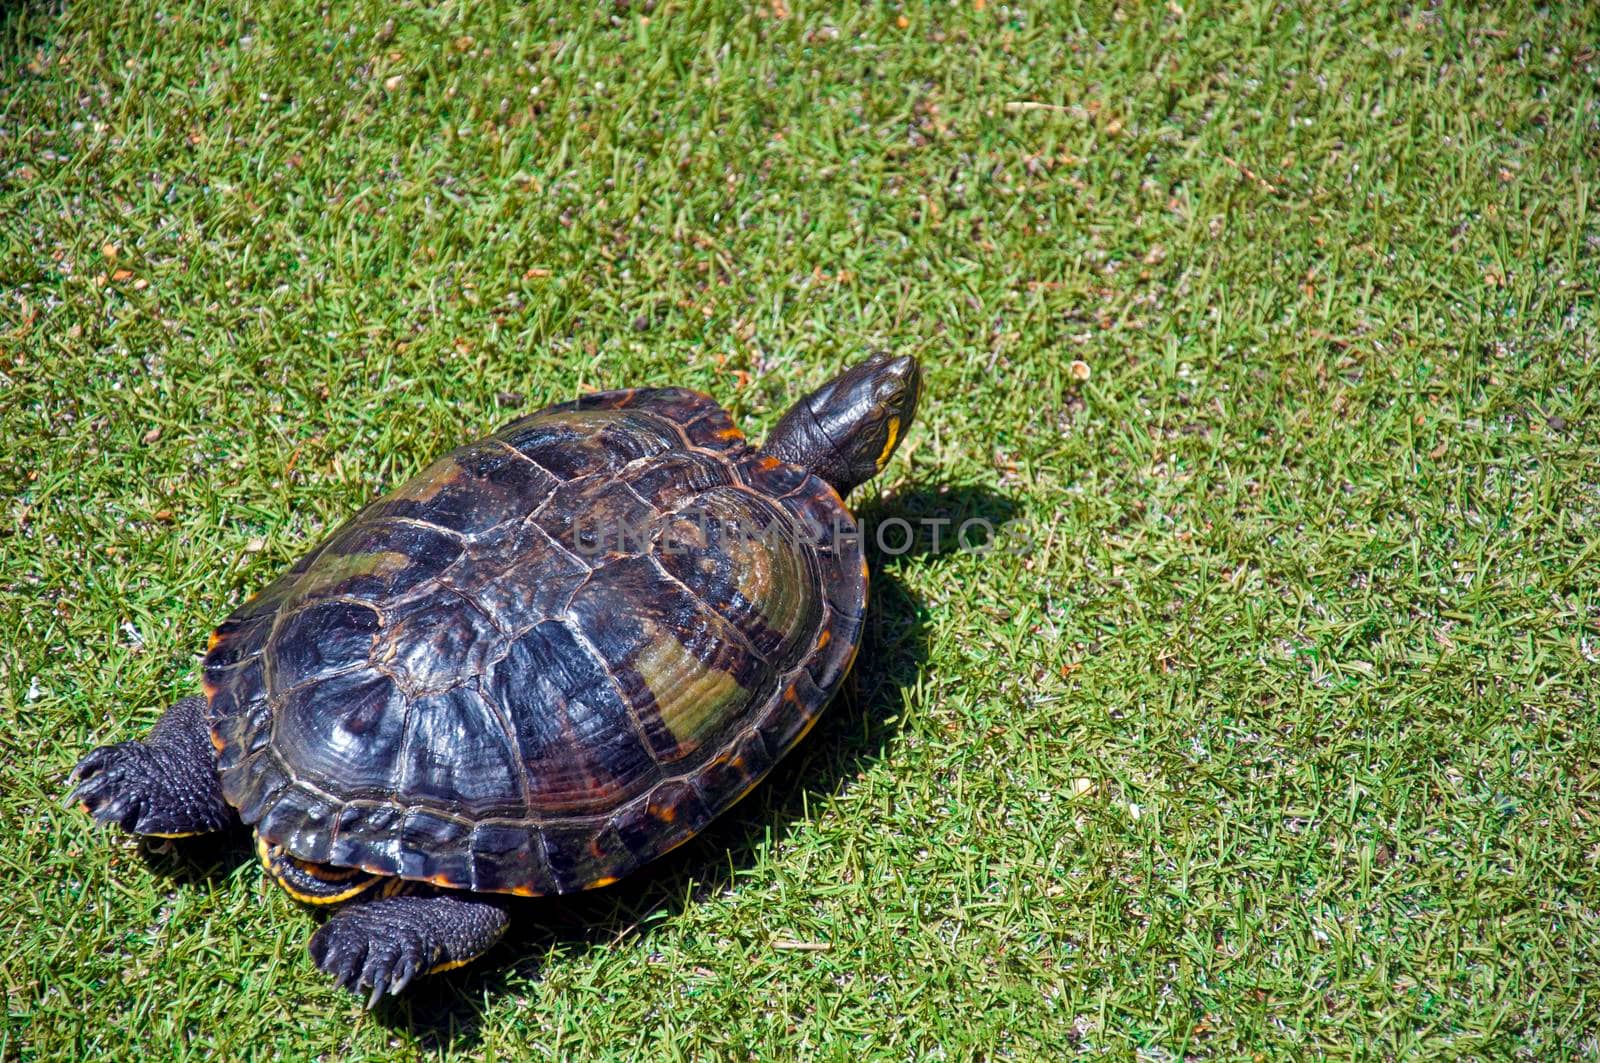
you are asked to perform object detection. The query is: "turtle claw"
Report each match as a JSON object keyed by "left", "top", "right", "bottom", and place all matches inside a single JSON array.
[
  {"left": 68, "top": 744, "right": 111, "bottom": 784},
  {"left": 310, "top": 909, "right": 433, "bottom": 1008},
  {"left": 307, "top": 894, "right": 509, "bottom": 1003},
  {"left": 70, "top": 739, "right": 236, "bottom": 838},
  {"left": 69, "top": 741, "right": 165, "bottom": 834}
]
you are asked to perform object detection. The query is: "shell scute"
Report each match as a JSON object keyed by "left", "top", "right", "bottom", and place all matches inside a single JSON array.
[
  {"left": 368, "top": 441, "right": 559, "bottom": 534},
  {"left": 267, "top": 670, "right": 405, "bottom": 794},
  {"left": 399, "top": 810, "right": 474, "bottom": 883},
  {"left": 300, "top": 519, "right": 462, "bottom": 603},
  {"left": 490, "top": 619, "right": 659, "bottom": 811},
  {"left": 496, "top": 408, "right": 676, "bottom": 481},
  {"left": 264, "top": 599, "right": 382, "bottom": 695},
  {"left": 469, "top": 822, "right": 555, "bottom": 895},
  {"left": 563, "top": 555, "right": 767, "bottom": 765},
  {"left": 650, "top": 486, "right": 823, "bottom": 669},
  {"left": 398, "top": 686, "right": 525, "bottom": 812}
]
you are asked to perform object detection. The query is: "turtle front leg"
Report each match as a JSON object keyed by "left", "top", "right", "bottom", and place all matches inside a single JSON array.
[
  {"left": 69, "top": 695, "right": 237, "bottom": 837},
  {"left": 309, "top": 890, "right": 512, "bottom": 1006}
]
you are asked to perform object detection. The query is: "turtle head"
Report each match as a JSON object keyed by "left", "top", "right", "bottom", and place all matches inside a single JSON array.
[{"left": 762, "top": 353, "right": 921, "bottom": 498}]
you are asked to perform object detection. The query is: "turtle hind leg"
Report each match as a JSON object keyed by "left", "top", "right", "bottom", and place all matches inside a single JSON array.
[
  {"left": 308, "top": 889, "right": 512, "bottom": 1007},
  {"left": 69, "top": 694, "right": 237, "bottom": 837}
]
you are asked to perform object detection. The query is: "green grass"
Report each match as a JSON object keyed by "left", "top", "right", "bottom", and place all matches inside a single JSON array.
[{"left": 3, "top": 0, "right": 1599, "bottom": 1057}]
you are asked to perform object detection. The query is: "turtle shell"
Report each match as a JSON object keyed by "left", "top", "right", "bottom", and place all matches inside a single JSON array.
[{"left": 202, "top": 388, "right": 867, "bottom": 895}]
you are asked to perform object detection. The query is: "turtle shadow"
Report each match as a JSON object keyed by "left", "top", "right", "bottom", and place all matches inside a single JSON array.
[
  {"left": 381, "top": 481, "right": 1017, "bottom": 1051},
  {"left": 136, "top": 831, "right": 257, "bottom": 885}
]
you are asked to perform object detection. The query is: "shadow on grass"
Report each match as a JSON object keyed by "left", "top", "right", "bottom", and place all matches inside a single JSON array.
[{"left": 146, "top": 481, "right": 1015, "bottom": 1051}]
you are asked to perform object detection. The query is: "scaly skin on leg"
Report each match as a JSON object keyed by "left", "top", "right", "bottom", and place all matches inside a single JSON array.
[
  {"left": 69, "top": 695, "right": 237, "bottom": 837},
  {"left": 308, "top": 890, "right": 512, "bottom": 1006}
]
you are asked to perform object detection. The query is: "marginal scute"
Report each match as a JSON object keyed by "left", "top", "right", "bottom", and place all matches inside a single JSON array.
[
  {"left": 329, "top": 800, "right": 402, "bottom": 871},
  {"left": 227, "top": 747, "right": 289, "bottom": 825},
  {"left": 470, "top": 821, "right": 556, "bottom": 895},
  {"left": 806, "top": 607, "right": 864, "bottom": 690},
  {"left": 399, "top": 810, "right": 474, "bottom": 884},
  {"left": 754, "top": 667, "right": 829, "bottom": 757},
  {"left": 692, "top": 728, "right": 775, "bottom": 812},
  {"left": 739, "top": 454, "right": 811, "bottom": 498},
  {"left": 258, "top": 784, "right": 341, "bottom": 864},
  {"left": 204, "top": 613, "right": 272, "bottom": 672},
  {"left": 540, "top": 820, "right": 630, "bottom": 893},
  {"left": 208, "top": 385, "right": 868, "bottom": 895},
  {"left": 775, "top": 486, "right": 867, "bottom": 622},
  {"left": 205, "top": 657, "right": 265, "bottom": 757},
  {"left": 563, "top": 387, "right": 748, "bottom": 454},
  {"left": 611, "top": 779, "right": 713, "bottom": 867}
]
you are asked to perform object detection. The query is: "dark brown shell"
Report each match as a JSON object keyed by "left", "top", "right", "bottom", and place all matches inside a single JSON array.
[{"left": 203, "top": 388, "right": 867, "bottom": 894}]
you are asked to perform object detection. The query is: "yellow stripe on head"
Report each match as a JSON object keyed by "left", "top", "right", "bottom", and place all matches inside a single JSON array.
[{"left": 874, "top": 416, "right": 902, "bottom": 471}]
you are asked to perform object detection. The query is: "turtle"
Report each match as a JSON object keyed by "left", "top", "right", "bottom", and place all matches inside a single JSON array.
[{"left": 69, "top": 352, "right": 921, "bottom": 1004}]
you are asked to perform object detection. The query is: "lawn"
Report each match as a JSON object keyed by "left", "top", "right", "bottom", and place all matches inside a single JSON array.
[{"left": 3, "top": 0, "right": 1599, "bottom": 1057}]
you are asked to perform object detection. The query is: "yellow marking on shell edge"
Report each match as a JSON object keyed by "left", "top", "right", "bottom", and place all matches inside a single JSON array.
[
  {"left": 146, "top": 830, "right": 207, "bottom": 839},
  {"left": 509, "top": 885, "right": 539, "bottom": 897},
  {"left": 587, "top": 876, "right": 619, "bottom": 889},
  {"left": 209, "top": 730, "right": 226, "bottom": 753},
  {"left": 874, "top": 417, "right": 902, "bottom": 471},
  {"left": 816, "top": 630, "right": 831, "bottom": 649},
  {"left": 655, "top": 832, "right": 696, "bottom": 860},
  {"left": 757, "top": 455, "right": 782, "bottom": 471},
  {"left": 299, "top": 861, "right": 366, "bottom": 883},
  {"left": 788, "top": 703, "right": 826, "bottom": 751},
  {"left": 207, "top": 631, "right": 222, "bottom": 650},
  {"left": 723, "top": 774, "right": 768, "bottom": 813},
  {"left": 286, "top": 879, "right": 379, "bottom": 906},
  {"left": 257, "top": 835, "right": 382, "bottom": 906},
  {"left": 716, "top": 426, "right": 745, "bottom": 441}
]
